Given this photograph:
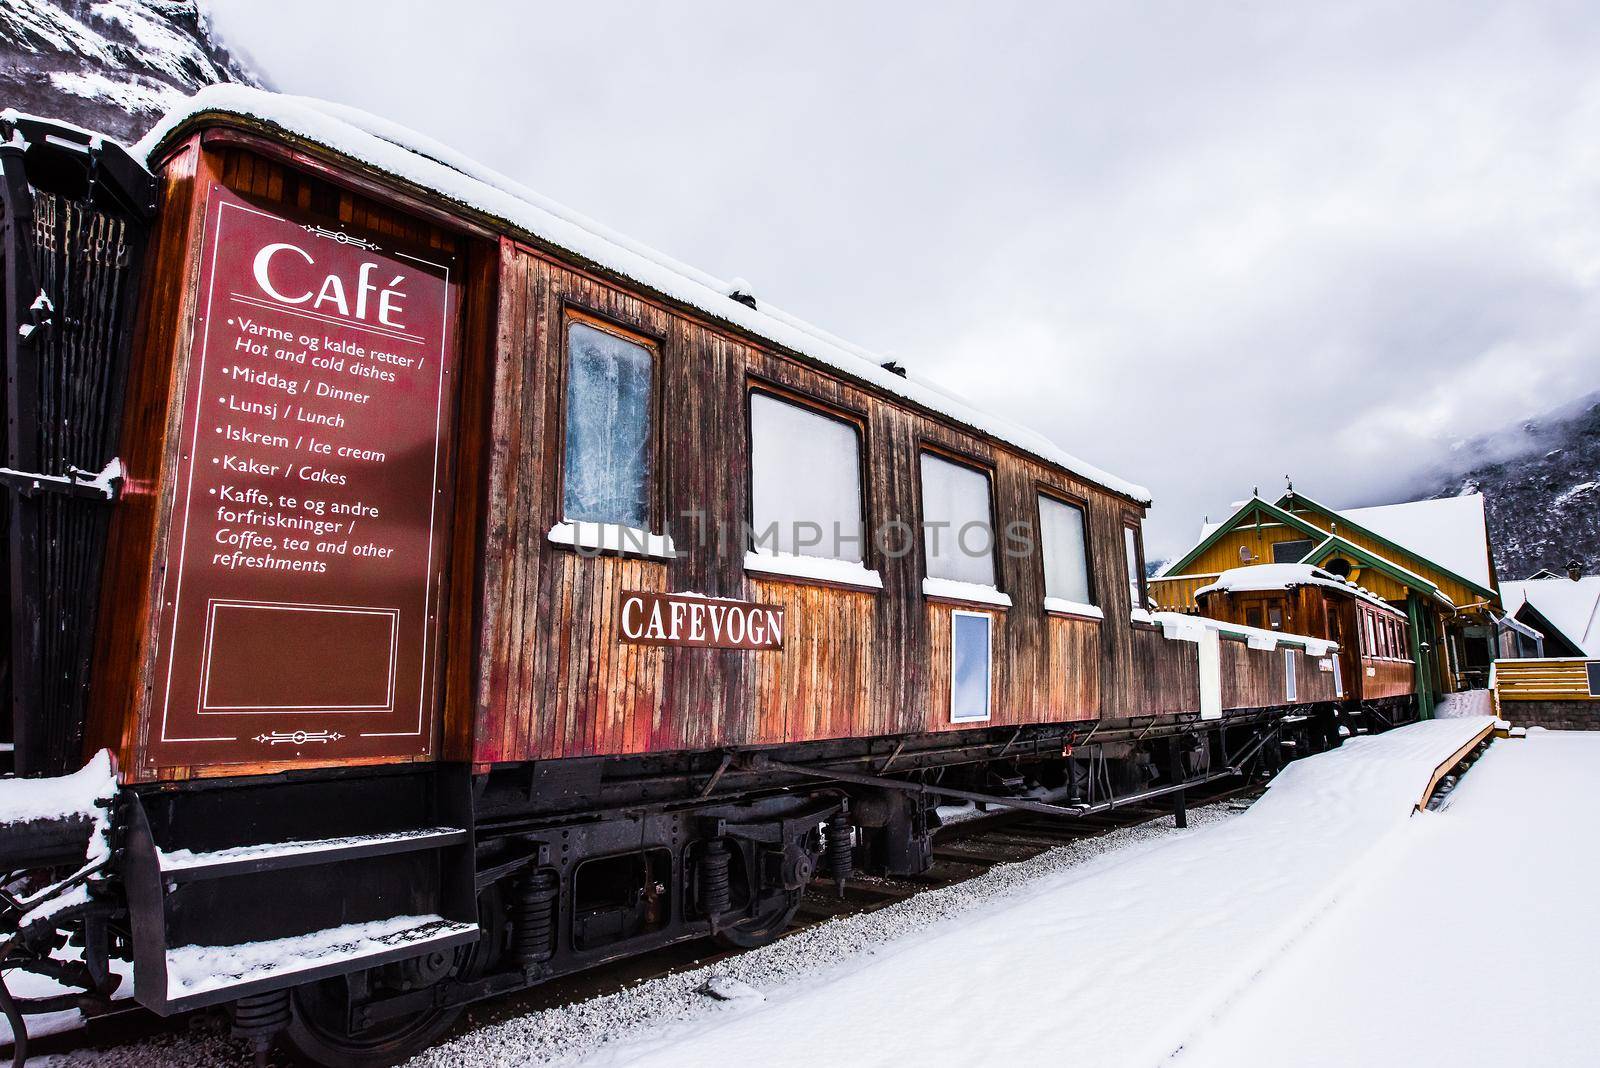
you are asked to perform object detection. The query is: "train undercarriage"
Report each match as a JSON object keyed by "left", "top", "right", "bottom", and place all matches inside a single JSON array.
[{"left": 0, "top": 700, "right": 1397, "bottom": 1067}]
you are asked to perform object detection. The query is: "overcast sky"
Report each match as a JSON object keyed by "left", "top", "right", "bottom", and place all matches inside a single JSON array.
[{"left": 207, "top": 1, "right": 1600, "bottom": 557}]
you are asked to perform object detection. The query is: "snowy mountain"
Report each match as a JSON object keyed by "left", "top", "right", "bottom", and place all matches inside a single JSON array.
[
  {"left": 1416, "top": 392, "right": 1600, "bottom": 583},
  {"left": 1, "top": 0, "right": 262, "bottom": 143}
]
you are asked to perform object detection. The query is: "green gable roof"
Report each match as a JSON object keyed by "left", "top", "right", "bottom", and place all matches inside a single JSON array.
[
  {"left": 1158, "top": 495, "right": 1456, "bottom": 609},
  {"left": 1156, "top": 497, "right": 1331, "bottom": 580},
  {"left": 1300, "top": 535, "right": 1452, "bottom": 607}
]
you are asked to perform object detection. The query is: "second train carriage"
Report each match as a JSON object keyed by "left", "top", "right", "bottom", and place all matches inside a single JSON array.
[
  {"left": 3, "top": 89, "right": 1348, "bottom": 1065},
  {"left": 1194, "top": 564, "right": 1419, "bottom": 720}
]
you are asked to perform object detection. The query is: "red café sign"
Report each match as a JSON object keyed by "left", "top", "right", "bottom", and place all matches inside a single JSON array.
[
  {"left": 619, "top": 591, "right": 785, "bottom": 650},
  {"left": 146, "top": 186, "right": 458, "bottom": 767}
]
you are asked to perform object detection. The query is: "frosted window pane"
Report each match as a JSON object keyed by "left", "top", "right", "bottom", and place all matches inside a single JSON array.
[
  {"left": 563, "top": 322, "right": 653, "bottom": 528},
  {"left": 749, "top": 394, "right": 864, "bottom": 562},
  {"left": 1039, "top": 497, "right": 1091, "bottom": 604},
  {"left": 951, "top": 612, "right": 992, "bottom": 721},
  {"left": 920, "top": 454, "right": 996, "bottom": 586},
  {"left": 1124, "top": 526, "right": 1143, "bottom": 607}
]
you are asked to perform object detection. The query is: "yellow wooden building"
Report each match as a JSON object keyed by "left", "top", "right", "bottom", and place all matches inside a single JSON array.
[{"left": 1150, "top": 491, "right": 1506, "bottom": 716}]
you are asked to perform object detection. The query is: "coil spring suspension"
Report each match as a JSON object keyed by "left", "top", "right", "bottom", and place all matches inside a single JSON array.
[
  {"left": 700, "top": 840, "right": 732, "bottom": 918},
  {"left": 229, "top": 988, "right": 290, "bottom": 1067},
  {"left": 825, "top": 807, "right": 853, "bottom": 896},
  {"left": 510, "top": 869, "right": 559, "bottom": 967}
]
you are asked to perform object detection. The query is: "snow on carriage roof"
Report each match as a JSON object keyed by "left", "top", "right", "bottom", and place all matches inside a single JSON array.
[
  {"left": 134, "top": 86, "right": 1150, "bottom": 505},
  {"left": 1195, "top": 563, "right": 1397, "bottom": 611}
]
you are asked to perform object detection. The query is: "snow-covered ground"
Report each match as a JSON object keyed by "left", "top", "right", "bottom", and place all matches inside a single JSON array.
[
  {"left": 1435, "top": 688, "right": 1493, "bottom": 718},
  {"left": 38, "top": 716, "right": 1561, "bottom": 1068},
  {"left": 1177, "top": 727, "right": 1600, "bottom": 1067},
  {"left": 418, "top": 717, "right": 1494, "bottom": 1068}
]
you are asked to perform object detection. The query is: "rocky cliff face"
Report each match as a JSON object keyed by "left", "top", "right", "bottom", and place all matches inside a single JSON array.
[
  {"left": 1418, "top": 393, "right": 1600, "bottom": 582},
  {"left": 1, "top": 0, "right": 261, "bottom": 144}
]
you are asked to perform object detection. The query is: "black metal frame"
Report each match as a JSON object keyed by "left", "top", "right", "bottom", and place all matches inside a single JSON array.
[{"left": 0, "top": 114, "right": 154, "bottom": 777}]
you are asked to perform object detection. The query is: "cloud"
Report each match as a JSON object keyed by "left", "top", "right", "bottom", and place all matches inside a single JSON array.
[{"left": 206, "top": 0, "right": 1600, "bottom": 555}]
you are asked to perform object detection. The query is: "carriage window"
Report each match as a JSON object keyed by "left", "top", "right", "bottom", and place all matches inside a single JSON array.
[
  {"left": 1038, "top": 495, "right": 1091, "bottom": 605},
  {"left": 1245, "top": 606, "right": 1264, "bottom": 629},
  {"left": 563, "top": 320, "right": 654, "bottom": 529},
  {"left": 749, "top": 394, "right": 864, "bottom": 562},
  {"left": 1364, "top": 613, "right": 1377, "bottom": 655},
  {"left": 1268, "top": 607, "right": 1284, "bottom": 630},
  {"left": 920, "top": 454, "right": 997, "bottom": 587},
  {"left": 950, "top": 610, "right": 993, "bottom": 722},
  {"left": 1284, "top": 649, "right": 1298, "bottom": 701},
  {"left": 1124, "top": 524, "right": 1147, "bottom": 608}
]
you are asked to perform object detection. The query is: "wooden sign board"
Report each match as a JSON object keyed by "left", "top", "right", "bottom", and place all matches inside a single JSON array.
[
  {"left": 619, "top": 591, "right": 784, "bottom": 650},
  {"left": 146, "top": 186, "right": 458, "bottom": 768}
]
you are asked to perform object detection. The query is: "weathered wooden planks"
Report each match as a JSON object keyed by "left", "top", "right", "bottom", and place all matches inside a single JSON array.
[
  {"left": 1492, "top": 659, "right": 1600, "bottom": 702},
  {"left": 105, "top": 132, "right": 1335, "bottom": 782},
  {"left": 1219, "top": 642, "right": 1338, "bottom": 710},
  {"left": 471, "top": 243, "right": 1160, "bottom": 761}
]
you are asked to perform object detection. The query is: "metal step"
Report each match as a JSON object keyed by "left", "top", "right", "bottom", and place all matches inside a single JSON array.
[
  {"left": 123, "top": 767, "right": 477, "bottom": 1015},
  {"left": 163, "top": 914, "right": 478, "bottom": 1010},
  {"left": 158, "top": 826, "right": 468, "bottom": 882}
]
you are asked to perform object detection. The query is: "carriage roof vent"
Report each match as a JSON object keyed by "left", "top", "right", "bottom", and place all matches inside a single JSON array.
[
  {"left": 880, "top": 360, "right": 908, "bottom": 378},
  {"left": 726, "top": 277, "right": 757, "bottom": 309}
]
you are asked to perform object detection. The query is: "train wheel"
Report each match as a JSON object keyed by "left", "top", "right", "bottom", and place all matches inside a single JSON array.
[
  {"left": 712, "top": 887, "right": 803, "bottom": 949},
  {"left": 284, "top": 975, "right": 465, "bottom": 1068},
  {"left": 283, "top": 889, "right": 503, "bottom": 1067}
]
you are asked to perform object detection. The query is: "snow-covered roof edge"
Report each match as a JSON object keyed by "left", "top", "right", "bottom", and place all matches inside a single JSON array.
[
  {"left": 1150, "top": 611, "right": 1338, "bottom": 657},
  {"left": 134, "top": 86, "right": 1151, "bottom": 505},
  {"left": 1194, "top": 563, "right": 1399, "bottom": 613},
  {"left": 1500, "top": 577, "right": 1600, "bottom": 656}
]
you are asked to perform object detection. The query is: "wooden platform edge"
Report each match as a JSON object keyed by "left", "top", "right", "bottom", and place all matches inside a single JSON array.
[{"left": 1415, "top": 719, "right": 1497, "bottom": 812}]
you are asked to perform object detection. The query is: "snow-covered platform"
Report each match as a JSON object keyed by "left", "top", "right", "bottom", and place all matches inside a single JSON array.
[
  {"left": 1178, "top": 727, "right": 1600, "bottom": 1066},
  {"left": 546, "top": 716, "right": 1498, "bottom": 1068}
]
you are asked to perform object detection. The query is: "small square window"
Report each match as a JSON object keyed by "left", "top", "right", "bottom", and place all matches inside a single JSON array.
[
  {"left": 1587, "top": 662, "right": 1600, "bottom": 698},
  {"left": 950, "top": 611, "right": 992, "bottom": 722}
]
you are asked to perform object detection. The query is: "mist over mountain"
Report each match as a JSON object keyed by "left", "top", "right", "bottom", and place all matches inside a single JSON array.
[
  {"left": 1409, "top": 392, "right": 1600, "bottom": 583},
  {"left": 1, "top": 0, "right": 261, "bottom": 144}
]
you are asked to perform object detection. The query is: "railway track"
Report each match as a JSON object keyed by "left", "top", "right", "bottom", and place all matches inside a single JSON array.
[{"left": 20, "top": 779, "right": 1260, "bottom": 1064}]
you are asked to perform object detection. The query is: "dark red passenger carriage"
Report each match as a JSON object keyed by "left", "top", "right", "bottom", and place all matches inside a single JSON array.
[{"left": 0, "top": 89, "right": 1339, "bottom": 1065}]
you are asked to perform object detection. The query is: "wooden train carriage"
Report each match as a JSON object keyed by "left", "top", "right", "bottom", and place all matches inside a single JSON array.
[
  {"left": 0, "top": 91, "right": 1341, "bottom": 1068},
  {"left": 89, "top": 98, "right": 1191, "bottom": 781},
  {"left": 1195, "top": 564, "right": 1414, "bottom": 710}
]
